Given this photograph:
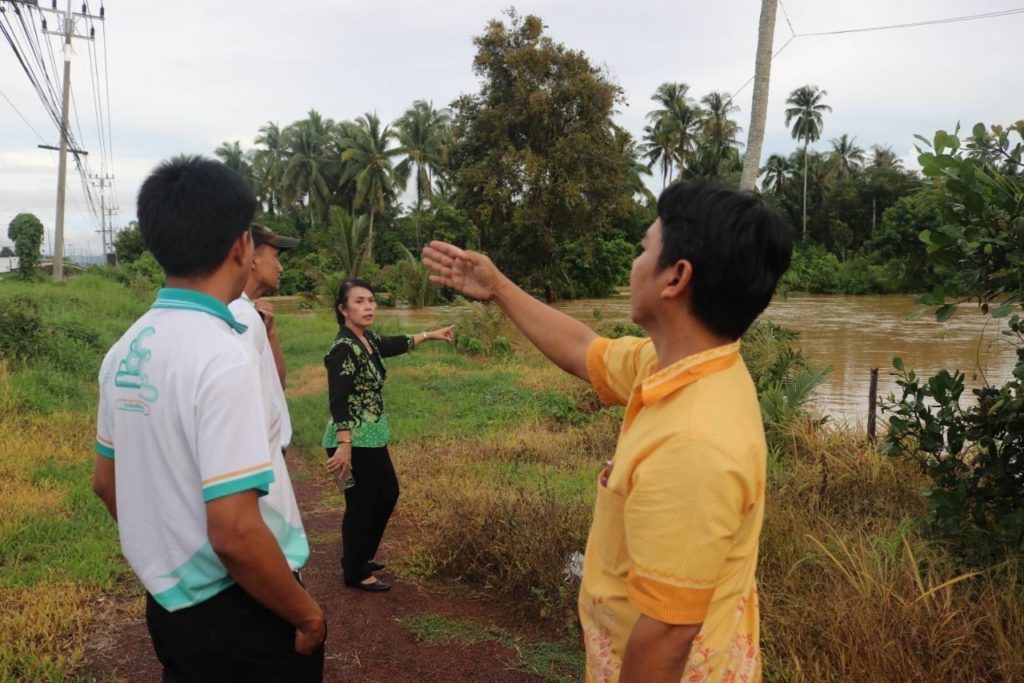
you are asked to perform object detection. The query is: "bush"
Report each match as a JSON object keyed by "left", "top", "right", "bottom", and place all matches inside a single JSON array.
[
  {"left": 453, "top": 300, "right": 513, "bottom": 357},
  {"left": 0, "top": 297, "right": 44, "bottom": 364}
]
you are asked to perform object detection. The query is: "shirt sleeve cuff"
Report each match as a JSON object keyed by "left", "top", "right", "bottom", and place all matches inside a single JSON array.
[
  {"left": 586, "top": 337, "right": 621, "bottom": 405},
  {"left": 627, "top": 569, "right": 714, "bottom": 625},
  {"left": 202, "top": 469, "right": 275, "bottom": 502},
  {"left": 95, "top": 436, "right": 115, "bottom": 459}
]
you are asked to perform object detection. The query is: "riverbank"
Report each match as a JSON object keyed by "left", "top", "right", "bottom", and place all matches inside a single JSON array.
[{"left": 3, "top": 275, "right": 1024, "bottom": 681}]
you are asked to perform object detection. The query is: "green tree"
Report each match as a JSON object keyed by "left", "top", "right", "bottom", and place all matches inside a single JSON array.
[
  {"left": 826, "top": 133, "right": 865, "bottom": 181},
  {"left": 7, "top": 213, "right": 44, "bottom": 279},
  {"left": 113, "top": 221, "right": 145, "bottom": 264},
  {"left": 759, "top": 153, "right": 791, "bottom": 195},
  {"left": 692, "top": 91, "right": 742, "bottom": 180},
  {"left": 339, "top": 112, "right": 402, "bottom": 258},
  {"left": 316, "top": 206, "right": 373, "bottom": 279},
  {"left": 447, "top": 11, "right": 643, "bottom": 299},
  {"left": 213, "top": 141, "right": 257, "bottom": 192},
  {"left": 281, "top": 110, "right": 335, "bottom": 228},
  {"left": 865, "top": 188, "right": 943, "bottom": 288},
  {"left": 882, "top": 122, "right": 1024, "bottom": 561},
  {"left": 253, "top": 121, "right": 287, "bottom": 214},
  {"left": 395, "top": 100, "right": 452, "bottom": 249},
  {"left": 641, "top": 83, "right": 702, "bottom": 186},
  {"left": 785, "top": 85, "right": 831, "bottom": 238}
]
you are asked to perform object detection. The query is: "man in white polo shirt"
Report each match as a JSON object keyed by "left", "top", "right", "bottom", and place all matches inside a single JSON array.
[
  {"left": 228, "top": 223, "right": 298, "bottom": 458},
  {"left": 91, "top": 155, "right": 325, "bottom": 681}
]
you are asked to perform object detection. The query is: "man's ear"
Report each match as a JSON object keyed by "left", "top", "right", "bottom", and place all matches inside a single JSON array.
[
  {"left": 229, "top": 230, "right": 253, "bottom": 267},
  {"left": 661, "top": 259, "right": 693, "bottom": 300}
]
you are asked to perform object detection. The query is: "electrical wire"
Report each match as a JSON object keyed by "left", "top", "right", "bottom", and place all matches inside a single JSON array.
[
  {"left": 795, "top": 7, "right": 1024, "bottom": 37},
  {"left": 0, "top": 85, "right": 48, "bottom": 144}
]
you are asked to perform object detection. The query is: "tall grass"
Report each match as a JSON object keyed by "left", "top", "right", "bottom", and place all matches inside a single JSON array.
[{"left": 0, "top": 275, "right": 140, "bottom": 680}]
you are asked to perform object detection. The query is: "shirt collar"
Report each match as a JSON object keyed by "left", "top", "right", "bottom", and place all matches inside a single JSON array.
[
  {"left": 151, "top": 288, "right": 248, "bottom": 334},
  {"left": 639, "top": 340, "right": 741, "bottom": 407}
]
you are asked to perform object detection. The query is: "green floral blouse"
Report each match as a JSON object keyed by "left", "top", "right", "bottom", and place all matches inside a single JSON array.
[{"left": 322, "top": 327, "right": 414, "bottom": 449}]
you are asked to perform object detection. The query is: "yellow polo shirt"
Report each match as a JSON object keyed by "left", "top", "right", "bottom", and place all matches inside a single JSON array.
[{"left": 580, "top": 336, "right": 765, "bottom": 683}]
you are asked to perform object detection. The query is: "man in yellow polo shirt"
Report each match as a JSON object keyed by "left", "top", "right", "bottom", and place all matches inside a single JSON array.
[{"left": 423, "top": 181, "right": 792, "bottom": 682}]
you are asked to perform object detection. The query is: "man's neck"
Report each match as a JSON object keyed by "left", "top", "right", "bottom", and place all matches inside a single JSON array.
[
  {"left": 645, "top": 314, "right": 734, "bottom": 370},
  {"left": 243, "top": 277, "right": 267, "bottom": 301},
  {"left": 164, "top": 275, "right": 241, "bottom": 306}
]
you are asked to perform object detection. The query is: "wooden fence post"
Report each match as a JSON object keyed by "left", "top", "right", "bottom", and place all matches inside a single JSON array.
[{"left": 867, "top": 367, "right": 879, "bottom": 441}]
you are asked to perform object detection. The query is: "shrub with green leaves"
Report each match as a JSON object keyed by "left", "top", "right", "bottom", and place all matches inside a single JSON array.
[{"left": 882, "top": 121, "right": 1024, "bottom": 563}]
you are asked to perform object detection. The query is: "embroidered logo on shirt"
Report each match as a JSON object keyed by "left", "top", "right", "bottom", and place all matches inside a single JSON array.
[{"left": 115, "top": 327, "right": 159, "bottom": 413}]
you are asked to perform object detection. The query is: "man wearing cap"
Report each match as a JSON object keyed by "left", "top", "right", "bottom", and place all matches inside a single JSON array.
[{"left": 229, "top": 223, "right": 299, "bottom": 458}]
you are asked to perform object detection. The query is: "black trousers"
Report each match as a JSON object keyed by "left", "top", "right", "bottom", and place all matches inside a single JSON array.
[
  {"left": 145, "top": 581, "right": 324, "bottom": 682},
  {"left": 325, "top": 445, "right": 400, "bottom": 583}
]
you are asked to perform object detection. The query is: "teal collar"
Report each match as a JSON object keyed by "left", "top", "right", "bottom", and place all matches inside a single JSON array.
[{"left": 151, "top": 288, "right": 248, "bottom": 334}]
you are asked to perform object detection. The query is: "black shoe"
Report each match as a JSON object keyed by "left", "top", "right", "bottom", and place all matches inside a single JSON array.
[
  {"left": 346, "top": 578, "right": 390, "bottom": 592},
  {"left": 367, "top": 561, "right": 386, "bottom": 572}
]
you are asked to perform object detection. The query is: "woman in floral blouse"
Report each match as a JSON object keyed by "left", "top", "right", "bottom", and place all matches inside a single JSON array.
[{"left": 323, "top": 278, "right": 453, "bottom": 592}]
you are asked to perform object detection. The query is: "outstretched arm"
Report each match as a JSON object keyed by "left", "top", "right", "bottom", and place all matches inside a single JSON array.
[{"left": 423, "top": 241, "right": 597, "bottom": 381}]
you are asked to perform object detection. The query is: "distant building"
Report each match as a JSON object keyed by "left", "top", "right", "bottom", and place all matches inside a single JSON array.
[{"left": 0, "top": 256, "right": 19, "bottom": 276}]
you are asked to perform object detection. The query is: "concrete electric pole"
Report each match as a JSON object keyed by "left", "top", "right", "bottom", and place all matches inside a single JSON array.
[{"left": 36, "top": 0, "right": 104, "bottom": 280}]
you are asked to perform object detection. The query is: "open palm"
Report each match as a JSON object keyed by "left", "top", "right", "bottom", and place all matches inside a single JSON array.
[{"left": 422, "top": 241, "right": 502, "bottom": 301}]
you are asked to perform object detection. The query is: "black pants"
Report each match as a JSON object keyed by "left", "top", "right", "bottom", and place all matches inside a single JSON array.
[
  {"left": 325, "top": 445, "right": 400, "bottom": 583},
  {"left": 145, "top": 581, "right": 324, "bottom": 682}
]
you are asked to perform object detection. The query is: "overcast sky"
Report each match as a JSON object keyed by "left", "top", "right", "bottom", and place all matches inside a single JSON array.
[{"left": 1, "top": 0, "right": 1021, "bottom": 254}]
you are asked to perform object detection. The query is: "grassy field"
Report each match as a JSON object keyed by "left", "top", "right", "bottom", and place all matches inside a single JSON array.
[{"left": 4, "top": 274, "right": 1024, "bottom": 680}]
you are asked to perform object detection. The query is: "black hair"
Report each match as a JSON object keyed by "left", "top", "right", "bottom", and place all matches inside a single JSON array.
[
  {"left": 136, "top": 155, "right": 258, "bottom": 278},
  {"left": 335, "top": 278, "right": 375, "bottom": 327},
  {"left": 656, "top": 181, "right": 793, "bottom": 339}
]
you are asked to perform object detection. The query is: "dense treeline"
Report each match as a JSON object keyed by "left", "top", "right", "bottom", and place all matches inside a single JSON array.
[{"left": 110, "top": 12, "right": 958, "bottom": 300}]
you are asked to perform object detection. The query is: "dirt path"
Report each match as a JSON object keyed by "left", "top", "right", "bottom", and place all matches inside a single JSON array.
[{"left": 84, "top": 450, "right": 568, "bottom": 682}]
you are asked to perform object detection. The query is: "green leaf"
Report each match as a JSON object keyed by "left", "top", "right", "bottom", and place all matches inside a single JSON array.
[
  {"left": 935, "top": 304, "right": 957, "bottom": 322},
  {"left": 893, "top": 357, "right": 904, "bottom": 371},
  {"left": 991, "top": 302, "right": 1015, "bottom": 318},
  {"left": 972, "top": 122, "right": 987, "bottom": 138},
  {"left": 908, "top": 307, "right": 929, "bottom": 321}
]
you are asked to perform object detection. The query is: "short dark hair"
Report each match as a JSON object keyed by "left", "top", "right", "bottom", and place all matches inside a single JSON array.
[
  {"left": 335, "top": 278, "right": 375, "bottom": 327},
  {"left": 656, "top": 181, "right": 792, "bottom": 339},
  {"left": 136, "top": 155, "right": 258, "bottom": 278}
]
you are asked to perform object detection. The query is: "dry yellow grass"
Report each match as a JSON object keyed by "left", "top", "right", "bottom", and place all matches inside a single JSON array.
[
  {"left": 0, "top": 582, "right": 97, "bottom": 679},
  {"left": 0, "top": 412, "right": 92, "bottom": 535},
  {"left": 285, "top": 364, "right": 327, "bottom": 397}
]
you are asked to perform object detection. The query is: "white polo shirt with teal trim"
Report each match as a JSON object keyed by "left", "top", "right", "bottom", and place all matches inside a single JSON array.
[
  {"left": 228, "top": 293, "right": 292, "bottom": 449},
  {"left": 95, "top": 288, "right": 310, "bottom": 611}
]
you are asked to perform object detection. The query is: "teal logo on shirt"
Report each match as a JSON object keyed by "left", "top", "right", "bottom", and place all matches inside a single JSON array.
[{"left": 116, "top": 327, "right": 159, "bottom": 413}]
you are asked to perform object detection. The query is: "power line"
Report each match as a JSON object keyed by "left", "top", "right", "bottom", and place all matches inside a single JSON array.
[
  {"left": 795, "top": 7, "right": 1024, "bottom": 38},
  {"left": 778, "top": 0, "right": 796, "bottom": 37},
  {"left": 0, "top": 85, "right": 48, "bottom": 144}
]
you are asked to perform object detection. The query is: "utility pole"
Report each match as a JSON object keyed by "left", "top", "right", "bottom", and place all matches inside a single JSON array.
[
  {"left": 36, "top": 0, "right": 104, "bottom": 280},
  {"left": 104, "top": 206, "right": 118, "bottom": 264},
  {"left": 89, "top": 172, "right": 114, "bottom": 258}
]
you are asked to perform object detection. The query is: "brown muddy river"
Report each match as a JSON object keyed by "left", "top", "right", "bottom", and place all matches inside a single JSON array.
[{"left": 276, "top": 292, "right": 1018, "bottom": 424}]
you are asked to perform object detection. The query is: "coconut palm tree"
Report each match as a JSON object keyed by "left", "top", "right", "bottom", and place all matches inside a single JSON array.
[
  {"left": 695, "top": 91, "right": 743, "bottom": 179},
  {"left": 870, "top": 144, "right": 903, "bottom": 170},
  {"left": 252, "top": 121, "right": 286, "bottom": 214},
  {"left": 759, "top": 154, "right": 791, "bottom": 195},
  {"left": 395, "top": 100, "right": 452, "bottom": 248},
  {"left": 740, "top": 0, "right": 779, "bottom": 191},
  {"left": 339, "top": 112, "right": 403, "bottom": 255},
  {"left": 281, "top": 110, "right": 335, "bottom": 227},
  {"left": 320, "top": 206, "right": 372, "bottom": 278},
  {"left": 640, "top": 118, "right": 681, "bottom": 189},
  {"left": 826, "top": 134, "right": 866, "bottom": 181},
  {"left": 213, "top": 141, "right": 258, "bottom": 192},
  {"left": 785, "top": 85, "right": 831, "bottom": 238}
]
